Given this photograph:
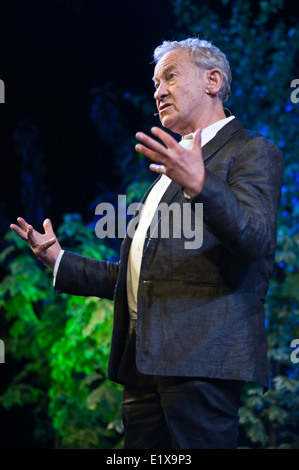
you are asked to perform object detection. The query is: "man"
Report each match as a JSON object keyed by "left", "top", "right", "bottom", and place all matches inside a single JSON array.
[{"left": 10, "top": 38, "right": 284, "bottom": 449}]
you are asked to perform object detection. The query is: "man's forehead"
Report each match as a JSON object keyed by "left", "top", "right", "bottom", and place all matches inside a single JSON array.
[{"left": 153, "top": 49, "right": 190, "bottom": 80}]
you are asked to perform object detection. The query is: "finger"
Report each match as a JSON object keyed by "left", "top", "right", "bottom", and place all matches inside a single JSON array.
[
  {"left": 150, "top": 126, "right": 179, "bottom": 149},
  {"left": 135, "top": 131, "right": 168, "bottom": 157},
  {"left": 27, "top": 225, "right": 37, "bottom": 248},
  {"left": 43, "top": 218, "right": 55, "bottom": 236},
  {"left": 135, "top": 143, "right": 165, "bottom": 164},
  {"left": 16, "top": 217, "right": 30, "bottom": 231},
  {"left": 149, "top": 164, "right": 166, "bottom": 174},
  {"left": 41, "top": 237, "right": 56, "bottom": 251},
  {"left": 10, "top": 224, "right": 28, "bottom": 242}
]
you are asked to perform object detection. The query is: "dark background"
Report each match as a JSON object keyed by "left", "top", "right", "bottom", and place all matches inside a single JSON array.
[
  {"left": 0, "top": 0, "right": 296, "bottom": 229},
  {"left": 0, "top": 0, "right": 179, "bottom": 231}
]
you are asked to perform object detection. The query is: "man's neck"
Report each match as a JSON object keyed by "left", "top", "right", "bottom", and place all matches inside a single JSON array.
[{"left": 191, "top": 106, "right": 227, "bottom": 135}]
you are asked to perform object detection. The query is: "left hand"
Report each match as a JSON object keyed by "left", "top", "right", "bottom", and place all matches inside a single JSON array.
[
  {"left": 10, "top": 217, "right": 61, "bottom": 270},
  {"left": 135, "top": 126, "right": 206, "bottom": 198}
]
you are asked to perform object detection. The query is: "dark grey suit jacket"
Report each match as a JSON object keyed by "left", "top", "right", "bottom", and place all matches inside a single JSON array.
[{"left": 55, "top": 118, "right": 284, "bottom": 388}]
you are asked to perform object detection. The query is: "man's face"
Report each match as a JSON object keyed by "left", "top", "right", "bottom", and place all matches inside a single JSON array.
[{"left": 153, "top": 49, "right": 208, "bottom": 136}]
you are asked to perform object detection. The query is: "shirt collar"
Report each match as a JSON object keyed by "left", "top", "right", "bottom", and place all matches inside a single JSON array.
[{"left": 181, "top": 115, "right": 235, "bottom": 147}]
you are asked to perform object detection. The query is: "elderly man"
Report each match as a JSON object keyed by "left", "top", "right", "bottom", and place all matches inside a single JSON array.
[{"left": 11, "top": 38, "right": 284, "bottom": 449}]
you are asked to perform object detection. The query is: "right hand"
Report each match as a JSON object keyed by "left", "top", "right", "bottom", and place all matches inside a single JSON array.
[{"left": 10, "top": 217, "right": 62, "bottom": 270}]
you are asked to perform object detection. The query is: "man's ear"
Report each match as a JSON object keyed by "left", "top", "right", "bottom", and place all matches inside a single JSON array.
[{"left": 205, "top": 69, "right": 223, "bottom": 97}]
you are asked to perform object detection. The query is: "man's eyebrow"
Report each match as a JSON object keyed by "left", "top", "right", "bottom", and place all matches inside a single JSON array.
[{"left": 152, "top": 64, "right": 177, "bottom": 83}]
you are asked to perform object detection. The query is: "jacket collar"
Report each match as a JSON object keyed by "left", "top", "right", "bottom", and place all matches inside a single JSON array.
[{"left": 202, "top": 117, "right": 243, "bottom": 162}]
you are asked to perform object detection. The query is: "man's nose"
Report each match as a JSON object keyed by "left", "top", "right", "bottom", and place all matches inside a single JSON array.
[{"left": 154, "top": 82, "right": 169, "bottom": 101}]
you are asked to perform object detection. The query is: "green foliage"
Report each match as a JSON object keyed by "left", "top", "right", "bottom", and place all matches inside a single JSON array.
[{"left": 0, "top": 215, "right": 123, "bottom": 448}]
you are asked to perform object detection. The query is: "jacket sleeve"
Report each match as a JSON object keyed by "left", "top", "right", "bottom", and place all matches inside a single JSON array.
[
  {"left": 55, "top": 251, "right": 120, "bottom": 300},
  {"left": 193, "top": 136, "right": 284, "bottom": 260}
]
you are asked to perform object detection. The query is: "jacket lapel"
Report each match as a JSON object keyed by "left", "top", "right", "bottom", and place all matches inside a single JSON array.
[{"left": 202, "top": 117, "right": 243, "bottom": 163}]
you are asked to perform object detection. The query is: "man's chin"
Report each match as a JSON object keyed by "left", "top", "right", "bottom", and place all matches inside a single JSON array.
[{"left": 160, "top": 115, "right": 176, "bottom": 131}]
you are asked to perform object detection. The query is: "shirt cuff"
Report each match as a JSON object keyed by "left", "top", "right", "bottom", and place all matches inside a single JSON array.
[{"left": 53, "top": 249, "right": 65, "bottom": 286}]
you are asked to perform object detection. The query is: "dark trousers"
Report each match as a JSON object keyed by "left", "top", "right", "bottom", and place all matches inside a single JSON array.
[{"left": 122, "top": 372, "right": 244, "bottom": 449}]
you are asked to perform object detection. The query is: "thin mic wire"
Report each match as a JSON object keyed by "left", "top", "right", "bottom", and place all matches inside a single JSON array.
[{"left": 224, "top": 107, "right": 232, "bottom": 116}]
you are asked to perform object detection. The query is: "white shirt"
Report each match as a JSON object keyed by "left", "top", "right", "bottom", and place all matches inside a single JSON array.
[{"left": 54, "top": 116, "right": 235, "bottom": 316}]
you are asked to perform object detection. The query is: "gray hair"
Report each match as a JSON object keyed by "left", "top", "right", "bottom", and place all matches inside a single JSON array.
[{"left": 153, "top": 38, "right": 232, "bottom": 104}]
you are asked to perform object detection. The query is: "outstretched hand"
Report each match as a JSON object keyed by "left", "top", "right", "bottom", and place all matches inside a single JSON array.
[
  {"left": 135, "top": 126, "right": 206, "bottom": 198},
  {"left": 10, "top": 217, "right": 62, "bottom": 270}
]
